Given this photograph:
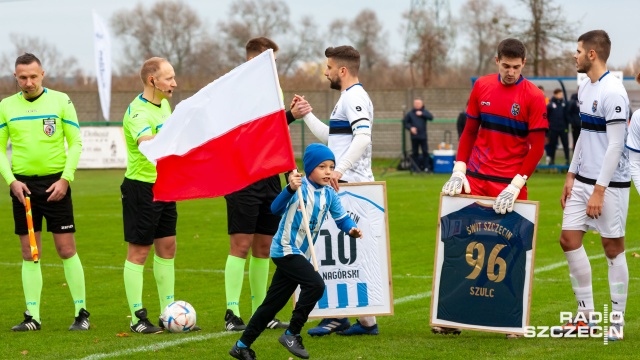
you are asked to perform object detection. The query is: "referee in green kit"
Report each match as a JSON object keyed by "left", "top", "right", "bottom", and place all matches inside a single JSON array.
[{"left": 0, "top": 53, "right": 89, "bottom": 331}]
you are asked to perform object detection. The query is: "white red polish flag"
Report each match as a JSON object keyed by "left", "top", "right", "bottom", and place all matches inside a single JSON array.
[{"left": 140, "top": 50, "right": 295, "bottom": 201}]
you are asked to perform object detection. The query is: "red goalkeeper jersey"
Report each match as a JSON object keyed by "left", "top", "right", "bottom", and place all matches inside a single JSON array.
[{"left": 463, "top": 74, "right": 547, "bottom": 182}]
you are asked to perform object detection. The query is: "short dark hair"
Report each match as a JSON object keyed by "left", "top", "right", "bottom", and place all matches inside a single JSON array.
[
  {"left": 15, "top": 53, "right": 41, "bottom": 68},
  {"left": 497, "top": 38, "right": 526, "bottom": 60},
  {"left": 578, "top": 30, "right": 611, "bottom": 62},
  {"left": 245, "top": 37, "right": 279, "bottom": 59},
  {"left": 553, "top": 88, "right": 562, "bottom": 95},
  {"left": 325, "top": 46, "right": 360, "bottom": 75}
]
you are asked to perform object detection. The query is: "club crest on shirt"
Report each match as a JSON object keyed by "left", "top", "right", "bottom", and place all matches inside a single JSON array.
[
  {"left": 511, "top": 103, "right": 521, "bottom": 116},
  {"left": 43, "top": 119, "right": 56, "bottom": 137},
  {"left": 592, "top": 100, "right": 598, "bottom": 113}
]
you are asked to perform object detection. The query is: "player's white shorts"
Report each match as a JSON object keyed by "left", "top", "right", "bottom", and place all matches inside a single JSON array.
[{"left": 562, "top": 179, "right": 629, "bottom": 238}]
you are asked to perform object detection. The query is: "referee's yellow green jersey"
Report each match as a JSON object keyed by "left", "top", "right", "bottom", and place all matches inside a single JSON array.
[
  {"left": 123, "top": 94, "right": 171, "bottom": 183},
  {"left": 0, "top": 88, "right": 82, "bottom": 185}
]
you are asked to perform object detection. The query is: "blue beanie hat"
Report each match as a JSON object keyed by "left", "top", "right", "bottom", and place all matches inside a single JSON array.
[{"left": 303, "top": 143, "right": 335, "bottom": 175}]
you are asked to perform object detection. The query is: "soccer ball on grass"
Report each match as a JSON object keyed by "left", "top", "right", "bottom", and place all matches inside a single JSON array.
[{"left": 160, "top": 300, "right": 197, "bottom": 333}]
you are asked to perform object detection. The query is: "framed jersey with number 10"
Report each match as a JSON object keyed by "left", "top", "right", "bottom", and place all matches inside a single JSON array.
[
  {"left": 430, "top": 194, "right": 539, "bottom": 334},
  {"left": 294, "top": 182, "right": 393, "bottom": 318}
]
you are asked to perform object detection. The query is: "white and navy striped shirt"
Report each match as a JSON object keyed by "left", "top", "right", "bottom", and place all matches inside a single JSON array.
[
  {"left": 328, "top": 83, "right": 374, "bottom": 183},
  {"left": 627, "top": 109, "right": 640, "bottom": 153},
  {"left": 575, "top": 71, "right": 630, "bottom": 184},
  {"left": 270, "top": 177, "right": 357, "bottom": 259}
]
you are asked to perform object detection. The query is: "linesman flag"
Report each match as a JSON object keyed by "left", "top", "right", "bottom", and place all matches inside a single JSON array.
[{"left": 139, "top": 50, "right": 295, "bottom": 201}]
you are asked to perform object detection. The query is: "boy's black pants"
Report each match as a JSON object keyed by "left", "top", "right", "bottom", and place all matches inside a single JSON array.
[{"left": 240, "top": 254, "right": 325, "bottom": 346}]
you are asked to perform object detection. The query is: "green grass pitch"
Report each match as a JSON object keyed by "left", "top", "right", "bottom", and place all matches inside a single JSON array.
[{"left": 0, "top": 168, "right": 638, "bottom": 359}]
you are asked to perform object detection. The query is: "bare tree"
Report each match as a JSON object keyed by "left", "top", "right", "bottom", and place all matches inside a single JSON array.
[
  {"left": 402, "top": 4, "right": 453, "bottom": 87},
  {"left": 623, "top": 50, "right": 640, "bottom": 77},
  {"left": 217, "top": 0, "right": 291, "bottom": 66},
  {"left": 328, "top": 9, "right": 387, "bottom": 71},
  {"left": 111, "top": 0, "right": 216, "bottom": 76},
  {"left": 517, "top": 0, "right": 578, "bottom": 76},
  {"left": 0, "top": 34, "right": 82, "bottom": 79},
  {"left": 461, "top": 0, "right": 513, "bottom": 76},
  {"left": 277, "top": 16, "right": 324, "bottom": 76}
]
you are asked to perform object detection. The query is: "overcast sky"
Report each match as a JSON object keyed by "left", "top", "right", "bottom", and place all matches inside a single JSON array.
[{"left": 0, "top": 0, "right": 637, "bottom": 76}]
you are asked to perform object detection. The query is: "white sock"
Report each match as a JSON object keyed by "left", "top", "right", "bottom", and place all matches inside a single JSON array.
[
  {"left": 359, "top": 316, "right": 376, "bottom": 327},
  {"left": 565, "top": 246, "right": 594, "bottom": 315},
  {"left": 607, "top": 252, "right": 628, "bottom": 321}
]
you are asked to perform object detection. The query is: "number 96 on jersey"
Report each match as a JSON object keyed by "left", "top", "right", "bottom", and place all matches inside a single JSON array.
[{"left": 430, "top": 194, "right": 539, "bottom": 335}]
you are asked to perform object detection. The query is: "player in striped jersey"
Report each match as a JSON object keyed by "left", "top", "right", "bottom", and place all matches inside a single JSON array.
[
  {"left": 295, "top": 45, "right": 379, "bottom": 336},
  {"left": 627, "top": 73, "right": 640, "bottom": 195},
  {"left": 229, "top": 143, "right": 362, "bottom": 360},
  {"left": 557, "top": 30, "right": 629, "bottom": 341}
]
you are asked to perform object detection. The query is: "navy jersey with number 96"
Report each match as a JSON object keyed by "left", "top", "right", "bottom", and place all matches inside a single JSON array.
[{"left": 438, "top": 203, "right": 534, "bottom": 328}]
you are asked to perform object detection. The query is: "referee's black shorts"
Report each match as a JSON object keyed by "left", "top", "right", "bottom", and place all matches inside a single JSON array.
[
  {"left": 121, "top": 177, "right": 177, "bottom": 246},
  {"left": 11, "top": 172, "right": 75, "bottom": 235},
  {"left": 224, "top": 175, "right": 282, "bottom": 235}
]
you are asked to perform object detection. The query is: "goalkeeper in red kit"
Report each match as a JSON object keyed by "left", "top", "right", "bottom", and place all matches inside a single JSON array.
[{"left": 438, "top": 38, "right": 547, "bottom": 337}]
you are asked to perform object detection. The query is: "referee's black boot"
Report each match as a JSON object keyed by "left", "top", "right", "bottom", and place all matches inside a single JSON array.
[
  {"left": 69, "top": 308, "right": 90, "bottom": 330},
  {"left": 130, "top": 308, "right": 163, "bottom": 334},
  {"left": 11, "top": 310, "right": 41, "bottom": 331},
  {"left": 225, "top": 309, "right": 246, "bottom": 331}
]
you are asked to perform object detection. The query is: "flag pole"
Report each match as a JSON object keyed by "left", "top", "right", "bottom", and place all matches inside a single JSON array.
[{"left": 294, "top": 171, "right": 319, "bottom": 271}]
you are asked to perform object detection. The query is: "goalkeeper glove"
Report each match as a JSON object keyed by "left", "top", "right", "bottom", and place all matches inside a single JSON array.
[
  {"left": 493, "top": 174, "right": 527, "bottom": 214},
  {"left": 442, "top": 162, "right": 471, "bottom": 196}
]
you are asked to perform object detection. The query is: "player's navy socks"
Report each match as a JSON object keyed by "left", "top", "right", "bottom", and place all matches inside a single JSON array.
[{"left": 237, "top": 340, "right": 248, "bottom": 348}]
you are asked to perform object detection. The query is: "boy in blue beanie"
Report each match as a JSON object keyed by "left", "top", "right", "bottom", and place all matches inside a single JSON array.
[{"left": 229, "top": 143, "right": 363, "bottom": 360}]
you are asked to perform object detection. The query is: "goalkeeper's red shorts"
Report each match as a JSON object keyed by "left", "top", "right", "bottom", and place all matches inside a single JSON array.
[{"left": 468, "top": 176, "right": 528, "bottom": 200}]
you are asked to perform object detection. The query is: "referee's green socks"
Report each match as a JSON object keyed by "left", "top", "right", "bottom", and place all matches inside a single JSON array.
[
  {"left": 62, "top": 253, "right": 86, "bottom": 316},
  {"left": 124, "top": 260, "right": 144, "bottom": 320},
  {"left": 249, "top": 255, "right": 269, "bottom": 314},
  {"left": 154, "top": 255, "right": 175, "bottom": 313},
  {"left": 22, "top": 260, "right": 42, "bottom": 323},
  {"left": 225, "top": 255, "right": 246, "bottom": 316}
]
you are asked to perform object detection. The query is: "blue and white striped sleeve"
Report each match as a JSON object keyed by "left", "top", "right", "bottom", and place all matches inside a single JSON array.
[{"left": 271, "top": 185, "right": 296, "bottom": 216}]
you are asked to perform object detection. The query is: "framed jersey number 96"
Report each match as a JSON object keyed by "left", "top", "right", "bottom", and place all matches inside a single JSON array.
[{"left": 430, "top": 194, "right": 539, "bottom": 335}]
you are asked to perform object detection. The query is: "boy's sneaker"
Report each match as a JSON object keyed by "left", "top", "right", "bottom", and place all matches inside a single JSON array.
[
  {"left": 279, "top": 333, "right": 309, "bottom": 359},
  {"left": 229, "top": 344, "right": 257, "bottom": 360},
  {"left": 159, "top": 317, "right": 201, "bottom": 332},
  {"left": 431, "top": 326, "right": 461, "bottom": 335},
  {"left": 336, "top": 320, "right": 379, "bottom": 335},
  {"left": 307, "top": 318, "right": 350, "bottom": 336},
  {"left": 130, "top": 308, "right": 163, "bottom": 334},
  {"left": 608, "top": 323, "right": 624, "bottom": 341},
  {"left": 267, "top": 318, "right": 289, "bottom": 329},
  {"left": 11, "top": 311, "right": 41, "bottom": 331},
  {"left": 69, "top": 308, "right": 90, "bottom": 330},
  {"left": 225, "top": 309, "right": 246, "bottom": 331},
  {"left": 551, "top": 319, "right": 597, "bottom": 336}
]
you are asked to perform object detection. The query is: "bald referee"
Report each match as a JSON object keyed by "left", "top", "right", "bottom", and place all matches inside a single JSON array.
[{"left": 0, "top": 53, "right": 89, "bottom": 331}]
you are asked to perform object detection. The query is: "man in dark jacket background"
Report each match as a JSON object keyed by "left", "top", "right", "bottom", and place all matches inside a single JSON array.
[
  {"left": 567, "top": 92, "right": 581, "bottom": 151},
  {"left": 545, "top": 88, "right": 570, "bottom": 165},
  {"left": 403, "top": 98, "right": 434, "bottom": 172}
]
